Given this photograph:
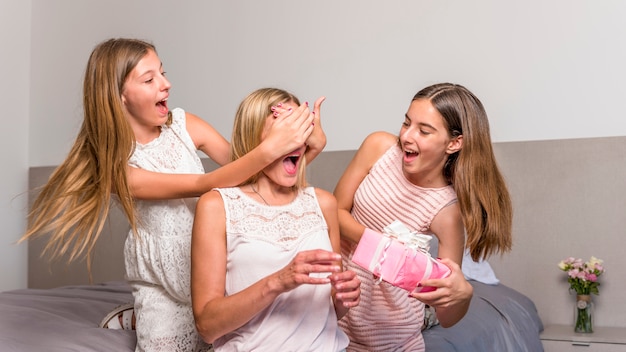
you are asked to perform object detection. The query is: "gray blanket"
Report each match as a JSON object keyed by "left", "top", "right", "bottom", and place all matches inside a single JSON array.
[
  {"left": 423, "top": 281, "right": 544, "bottom": 351},
  {"left": 0, "top": 281, "right": 135, "bottom": 351},
  {"left": 0, "top": 280, "right": 543, "bottom": 351}
]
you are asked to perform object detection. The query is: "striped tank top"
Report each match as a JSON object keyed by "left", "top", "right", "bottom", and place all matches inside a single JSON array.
[{"left": 338, "top": 143, "right": 457, "bottom": 352}]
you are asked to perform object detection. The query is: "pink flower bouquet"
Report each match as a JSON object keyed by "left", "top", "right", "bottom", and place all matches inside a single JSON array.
[{"left": 557, "top": 256, "right": 605, "bottom": 295}]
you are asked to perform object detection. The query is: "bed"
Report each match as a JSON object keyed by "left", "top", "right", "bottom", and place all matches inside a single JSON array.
[
  {"left": 2, "top": 154, "right": 544, "bottom": 351},
  {"left": 0, "top": 278, "right": 543, "bottom": 351},
  {"left": 423, "top": 281, "right": 544, "bottom": 351},
  {"left": 0, "top": 281, "right": 136, "bottom": 351}
]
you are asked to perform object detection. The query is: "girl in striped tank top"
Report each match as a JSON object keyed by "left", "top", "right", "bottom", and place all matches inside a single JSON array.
[{"left": 335, "top": 83, "right": 512, "bottom": 351}]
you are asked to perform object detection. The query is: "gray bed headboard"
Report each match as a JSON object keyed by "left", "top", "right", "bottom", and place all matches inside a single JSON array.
[
  {"left": 27, "top": 136, "right": 626, "bottom": 329},
  {"left": 26, "top": 150, "right": 356, "bottom": 289}
]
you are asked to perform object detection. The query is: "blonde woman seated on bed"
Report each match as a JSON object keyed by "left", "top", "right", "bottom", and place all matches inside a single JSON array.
[{"left": 191, "top": 88, "right": 361, "bottom": 352}]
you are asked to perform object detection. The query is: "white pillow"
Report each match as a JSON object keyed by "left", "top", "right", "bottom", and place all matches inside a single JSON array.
[{"left": 461, "top": 248, "right": 499, "bottom": 285}]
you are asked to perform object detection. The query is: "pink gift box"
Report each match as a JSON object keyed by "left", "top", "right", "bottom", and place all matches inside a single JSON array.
[{"left": 352, "top": 223, "right": 451, "bottom": 293}]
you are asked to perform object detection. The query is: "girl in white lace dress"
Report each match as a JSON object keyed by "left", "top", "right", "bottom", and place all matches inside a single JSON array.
[
  {"left": 21, "top": 38, "right": 326, "bottom": 352},
  {"left": 191, "top": 88, "right": 361, "bottom": 352}
]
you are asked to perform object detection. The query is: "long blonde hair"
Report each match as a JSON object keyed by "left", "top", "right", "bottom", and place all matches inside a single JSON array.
[
  {"left": 230, "top": 88, "right": 307, "bottom": 189},
  {"left": 414, "top": 83, "right": 513, "bottom": 261},
  {"left": 21, "top": 38, "right": 165, "bottom": 266}
]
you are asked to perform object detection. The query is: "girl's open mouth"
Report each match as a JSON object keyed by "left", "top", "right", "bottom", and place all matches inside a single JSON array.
[{"left": 156, "top": 98, "right": 168, "bottom": 115}]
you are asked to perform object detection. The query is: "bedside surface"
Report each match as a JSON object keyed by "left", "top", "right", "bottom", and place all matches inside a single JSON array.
[
  {"left": 541, "top": 324, "right": 626, "bottom": 344},
  {"left": 541, "top": 324, "right": 626, "bottom": 351}
]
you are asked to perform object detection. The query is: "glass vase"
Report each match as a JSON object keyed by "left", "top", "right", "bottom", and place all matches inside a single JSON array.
[{"left": 574, "top": 294, "right": 593, "bottom": 333}]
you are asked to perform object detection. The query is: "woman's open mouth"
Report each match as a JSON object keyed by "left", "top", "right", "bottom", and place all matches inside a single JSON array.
[{"left": 283, "top": 154, "right": 301, "bottom": 175}]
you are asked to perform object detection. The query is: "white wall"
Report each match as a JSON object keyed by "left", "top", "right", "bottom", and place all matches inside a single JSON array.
[
  {"left": 0, "top": 0, "right": 30, "bottom": 291},
  {"left": 2, "top": 1, "right": 626, "bottom": 289},
  {"left": 27, "top": 0, "right": 626, "bottom": 166}
]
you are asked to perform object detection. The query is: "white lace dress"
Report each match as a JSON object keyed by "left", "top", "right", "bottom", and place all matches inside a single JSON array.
[
  {"left": 125, "top": 108, "right": 211, "bottom": 352},
  {"left": 212, "top": 187, "right": 349, "bottom": 352}
]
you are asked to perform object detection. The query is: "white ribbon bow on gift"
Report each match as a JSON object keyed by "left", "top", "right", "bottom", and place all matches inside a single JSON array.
[{"left": 383, "top": 220, "right": 433, "bottom": 252}]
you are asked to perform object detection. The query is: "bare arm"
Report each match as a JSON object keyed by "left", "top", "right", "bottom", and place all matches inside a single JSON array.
[
  {"left": 303, "top": 97, "right": 327, "bottom": 163},
  {"left": 128, "top": 109, "right": 314, "bottom": 200},
  {"left": 409, "top": 203, "right": 472, "bottom": 327},
  {"left": 191, "top": 190, "right": 342, "bottom": 344},
  {"left": 186, "top": 112, "right": 231, "bottom": 166},
  {"left": 410, "top": 258, "right": 472, "bottom": 328},
  {"left": 333, "top": 132, "right": 397, "bottom": 243},
  {"left": 127, "top": 144, "right": 276, "bottom": 200},
  {"left": 316, "top": 188, "right": 361, "bottom": 319},
  {"left": 430, "top": 203, "right": 465, "bottom": 266}
]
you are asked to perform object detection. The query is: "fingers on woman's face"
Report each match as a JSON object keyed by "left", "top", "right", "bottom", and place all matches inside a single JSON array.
[
  {"left": 262, "top": 101, "right": 298, "bottom": 138},
  {"left": 272, "top": 101, "right": 298, "bottom": 118}
]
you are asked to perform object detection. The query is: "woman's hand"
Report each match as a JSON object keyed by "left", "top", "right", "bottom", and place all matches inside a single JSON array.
[
  {"left": 263, "top": 101, "right": 314, "bottom": 159},
  {"left": 329, "top": 269, "right": 361, "bottom": 319},
  {"left": 269, "top": 249, "right": 342, "bottom": 293},
  {"left": 271, "top": 97, "right": 327, "bottom": 163},
  {"left": 409, "top": 258, "right": 473, "bottom": 327},
  {"left": 305, "top": 96, "right": 327, "bottom": 158}
]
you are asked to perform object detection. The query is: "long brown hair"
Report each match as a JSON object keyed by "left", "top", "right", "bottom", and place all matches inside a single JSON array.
[
  {"left": 414, "top": 83, "right": 512, "bottom": 261},
  {"left": 20, "top": 38, "right": 161, "bottom": 267}
]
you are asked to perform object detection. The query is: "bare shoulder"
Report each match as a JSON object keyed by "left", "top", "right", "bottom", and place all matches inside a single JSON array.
[
  {"left": 184, "top": 111, "right": 212, "bottom": 131},
  {"left": 196, "top": 189, "right": 225, "bottom": 213},
  {"left": 431, "top": 201, "right": 462, "bottom": 229},
  {"left": 361, "top": 131, "right": 398, "bottom": 152},
  {"left": 184, "top": 110, "right": 203, "bottom": 123},
  {"left": 349, "top": 131, "right": 398, "bottom": 170},
  {"left": 314, "top": 188, "right": 338, "bottom": 213},
  {"left": 184, "top": 111, "right": 229, "bottom": 160}
]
